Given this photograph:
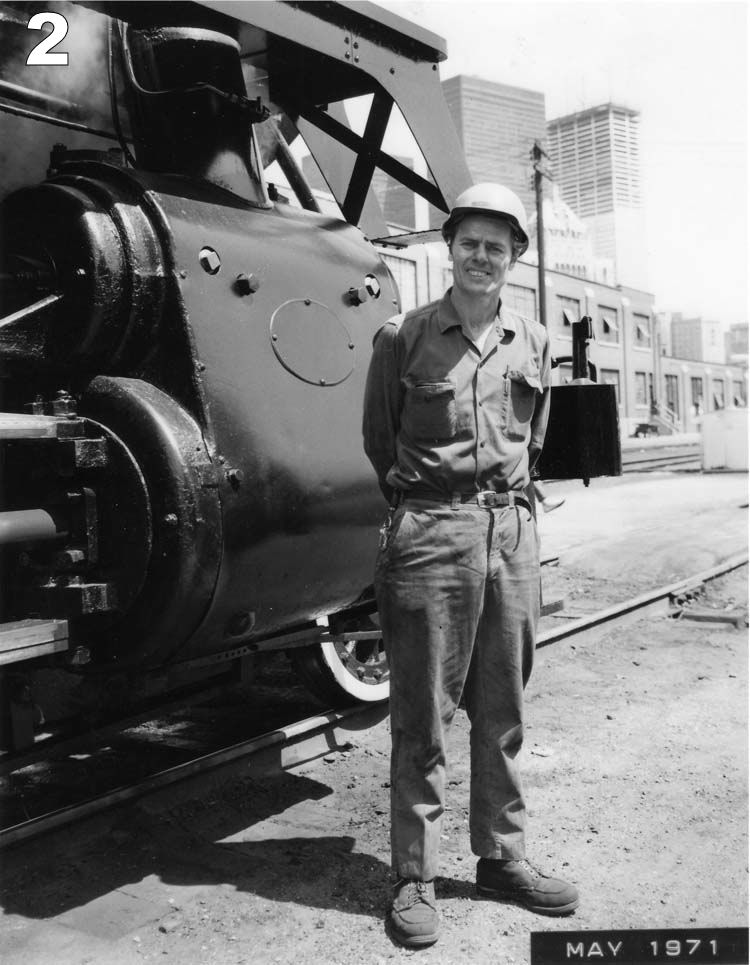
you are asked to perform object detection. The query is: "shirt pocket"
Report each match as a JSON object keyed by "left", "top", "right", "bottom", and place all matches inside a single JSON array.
[
  {"left": 403, "top": 380, "right": 458, "bottom": 442},
  {"left": 503, "top": 364, "right": 542, "bottom": 440}
]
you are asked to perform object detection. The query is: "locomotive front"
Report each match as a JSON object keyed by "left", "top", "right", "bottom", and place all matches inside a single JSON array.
[{"left": 0, "top": 0, "right": 472, "bottom": 718}]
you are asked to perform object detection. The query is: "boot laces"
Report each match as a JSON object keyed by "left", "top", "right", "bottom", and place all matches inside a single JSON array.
[
  {"left": 397, "top": 879, "right": 435, "bottom": 909},
  {"left": 514, "top": 858, "right": 546, "bottom": 880}
]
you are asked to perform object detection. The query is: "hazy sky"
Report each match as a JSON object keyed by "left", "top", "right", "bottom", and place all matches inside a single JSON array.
[{"left": 380, "top": 0, "right": 747, "bottom": 327}]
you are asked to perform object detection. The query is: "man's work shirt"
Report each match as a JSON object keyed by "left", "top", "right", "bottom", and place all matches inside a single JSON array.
[{"left": 362, "top": 289, "right": 551, "bottom": 502}]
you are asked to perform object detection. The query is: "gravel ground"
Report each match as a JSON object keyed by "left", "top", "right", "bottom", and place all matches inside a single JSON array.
[{"left": 0, "top": 471, "right": 747, "bottom": 965}]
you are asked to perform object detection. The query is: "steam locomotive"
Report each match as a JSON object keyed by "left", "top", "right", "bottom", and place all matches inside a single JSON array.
[{"left": 0, "top": 1, "right": 619, "bottom": 746}]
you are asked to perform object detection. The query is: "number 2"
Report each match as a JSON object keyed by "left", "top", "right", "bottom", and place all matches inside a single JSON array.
[{"left": 26, "top": 12, "right": 69, "bottom": 65}]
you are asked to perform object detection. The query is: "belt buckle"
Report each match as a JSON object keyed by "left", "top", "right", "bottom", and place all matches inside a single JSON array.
[{"left": 476, "top": 491, "right": 495, "bottom": 508}]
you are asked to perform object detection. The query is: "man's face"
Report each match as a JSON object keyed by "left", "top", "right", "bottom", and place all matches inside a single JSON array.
[{"left": 449, "top": 215, "right": 516, "bottom": 299}]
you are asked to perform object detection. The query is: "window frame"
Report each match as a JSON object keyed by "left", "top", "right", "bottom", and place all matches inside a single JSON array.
[
  {"left": 600, "top": 367, "right": 621, "bottom": 405},
  {"left": 633, "top": 312, "right": 652, "bottom": 349},
  {"left": 598, "top": 305, "right": 620, "bottom": 343},
  {"left": 634, "top": 370, "right": 648, "bottom": 407},
  {"left": 557, "top": 294, "right": 581, "bottom": 331}
]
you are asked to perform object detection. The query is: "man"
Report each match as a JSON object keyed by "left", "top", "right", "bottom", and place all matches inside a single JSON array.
[{"left": 362, "top": 183, "right": 578, "bottom": 949}]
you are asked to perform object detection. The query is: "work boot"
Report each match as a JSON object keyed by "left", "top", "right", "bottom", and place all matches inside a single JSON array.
[
  {"left": 389, "top": 878, "right": 439, "bottom": 948},
  {"left": 476, "top": 858, "right": 579, "bottom": 915}
]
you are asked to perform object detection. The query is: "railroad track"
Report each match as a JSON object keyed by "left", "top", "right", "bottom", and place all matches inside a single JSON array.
[
  {"left": 1, "top": 550, "right": 745, "bottom": 851},
  {"left": 621, "top": 442, "right": 701, "bottom": 472}
]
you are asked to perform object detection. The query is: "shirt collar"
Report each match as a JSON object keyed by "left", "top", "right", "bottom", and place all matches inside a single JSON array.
[{"left": 437, "top": 289, "right": 517, "bottom": 338}]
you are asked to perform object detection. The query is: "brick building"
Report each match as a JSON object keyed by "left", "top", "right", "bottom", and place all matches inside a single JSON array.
[{"left": 669, "top": 314, "right": 725, "bottom": 365}]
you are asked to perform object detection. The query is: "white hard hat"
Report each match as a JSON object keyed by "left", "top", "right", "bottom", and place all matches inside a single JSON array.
[{"left": 442, "top": 183, "right": 529, "bottom": 254}]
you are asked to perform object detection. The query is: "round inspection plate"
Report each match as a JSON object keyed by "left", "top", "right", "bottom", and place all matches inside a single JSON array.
[{"left": 270, "top": 299, "right": 355, "bottom": 387}]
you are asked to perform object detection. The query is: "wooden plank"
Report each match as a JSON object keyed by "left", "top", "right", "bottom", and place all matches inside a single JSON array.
[
  {"left": 676, "top": 607, "right": 747, "bottom": 629},
  {"left": 0, "top": 413, "right": 62, "bottom": 439},
  {"left": 541, "top": 597, "right": 565, "bottom": 617},
  {"left": 0, "top": 639, "right": 68, "bottom": 666},
  {"left": 0, "top": 620, "right": 69, "bottom": 664}
]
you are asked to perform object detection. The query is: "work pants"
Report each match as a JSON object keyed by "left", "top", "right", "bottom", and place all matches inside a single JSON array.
[{"left": 374, "top": 499, "right": 539, "bottom": 882}]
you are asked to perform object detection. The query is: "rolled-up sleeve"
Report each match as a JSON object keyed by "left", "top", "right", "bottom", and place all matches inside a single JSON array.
[
  {"left": 528, "top": 331, "right": 552, "bottom": 474},
  {"left": 362, "top": 320, "right": 403, "bottom": 502}
]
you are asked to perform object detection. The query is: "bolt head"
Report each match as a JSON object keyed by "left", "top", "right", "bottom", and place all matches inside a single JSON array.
[
  {"left": 348, "top": 286, "right": 368, "bottom": 306},
  {"left": 364, "top": 274, "right": 381, "bottom": 298},
  {"left": 226, "top": 468, "right": 244, "bottom": 489},
  {"left": 235, "top": 273, "right": 260, "bottom": 295},
  {"left": 199, "top": 247, "right": 221, "bottom": 275}
]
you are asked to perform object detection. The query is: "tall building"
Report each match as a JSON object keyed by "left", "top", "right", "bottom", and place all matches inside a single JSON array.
[
  {"left": 547, "top": 103, "right": 648, "bottom": 291},
  {"left": 669, "top": 313, "right": 725, "bottom": 364},
  {"left": 440, "top": 75, "right": 547, "bottom": 217},
  {"left": 726, "top": 322, "right": 749, "bottom": 367}
]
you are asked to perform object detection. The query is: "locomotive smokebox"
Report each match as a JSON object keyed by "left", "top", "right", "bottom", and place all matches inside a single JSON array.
[
  {"left": 122, "top": 19, "right": 265, "bottom": 200},
  {"left": 0, "top": 0, "right": 475, "bottom": 706}
]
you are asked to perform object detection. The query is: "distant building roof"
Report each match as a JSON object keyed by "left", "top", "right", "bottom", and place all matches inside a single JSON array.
[{"left": 547, "top": 102, "right": 640, "bottom": 126}]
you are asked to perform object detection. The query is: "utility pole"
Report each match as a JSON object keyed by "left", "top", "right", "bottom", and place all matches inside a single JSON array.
[{"left": 531, "top": 140, "right": 551, "bottom": 328}]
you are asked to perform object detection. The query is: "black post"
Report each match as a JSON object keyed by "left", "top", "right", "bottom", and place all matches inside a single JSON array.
[{"left": 532, "top": 141, "right": 547, "bottom": 328}]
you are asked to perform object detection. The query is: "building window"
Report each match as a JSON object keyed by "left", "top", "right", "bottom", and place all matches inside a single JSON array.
[
  {"left": 635, "top": 371, "right": 648, "bottom": 406},
  {"left": 664, "top": 374, "right": 680, "bottom": 418},
  {"left": 712, "top": 379, "right": 725, "bottom": 410},
  {"left": 600, "top": 368, "right": 621, "bottom": 404},
  {"left": 382, "top": 253, "right": 418, "bottom": 311},
  {"left": 557, "top": 295, "right": 580, "bottom": 329},
  {"left": 633, "top": 312, "right": 651, "bottom": 348},
  {"left": 690, "top": 376, "right": 704, "bottom": 416},
  {"left": 598, "top": 305, "right": 619, "bottom": 343},
  {"left": 733, "top": 381, "right": 746, "bottom": 406},
  {"left": 556, "top": 362, "right": 573, "bottom": 385},
  {"left": 504, "top": 284, "right": 537, "bottom": 320}
]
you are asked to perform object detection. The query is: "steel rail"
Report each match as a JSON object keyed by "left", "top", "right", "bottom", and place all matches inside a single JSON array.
[
  {"left": 537, "top": 550, "right": 747, "bottom": 648},
  {"left": 623, "top": 454, "right": 699, "bottom": 467},
  {"left": 0, "top": 703, "right": 386, "bottom": 850},
  {"left": 621, "top": 445, "right": 701, "bottom": 472},
  {"left": 1, "top": 551, "right": 746, "bottom": 850}
]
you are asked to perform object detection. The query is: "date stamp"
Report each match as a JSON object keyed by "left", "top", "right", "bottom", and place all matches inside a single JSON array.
[{"left": 531, "top": 928, "right": 749, "bottom": 965}]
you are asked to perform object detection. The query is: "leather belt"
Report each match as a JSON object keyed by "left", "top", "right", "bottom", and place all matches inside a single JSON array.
[{"left": 402, "top": 488, "right": 532, "bottom": 513}]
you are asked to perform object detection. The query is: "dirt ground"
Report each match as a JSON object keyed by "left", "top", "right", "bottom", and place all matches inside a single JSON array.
[{"left": 0, "top": 470, "right": 747, "bottom": 965}]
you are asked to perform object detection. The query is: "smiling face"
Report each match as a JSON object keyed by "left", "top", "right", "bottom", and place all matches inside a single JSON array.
[{"left": 449, "top": 214, "right": 516, "bottom": 300}]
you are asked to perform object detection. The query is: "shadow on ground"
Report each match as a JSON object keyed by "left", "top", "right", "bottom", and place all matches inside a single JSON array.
[{"left": 1, "top": 767, "right": 469, "bottom": 927}]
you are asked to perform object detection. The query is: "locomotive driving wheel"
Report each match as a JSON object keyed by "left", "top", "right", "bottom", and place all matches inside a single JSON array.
[{"left": 290, "top": 614, "right": 390, "bottom": 706}]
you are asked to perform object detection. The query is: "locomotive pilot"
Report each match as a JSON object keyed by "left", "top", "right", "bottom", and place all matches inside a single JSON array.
[{"left": 362, "top": 183, "right": 579, "bottom": 948}]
